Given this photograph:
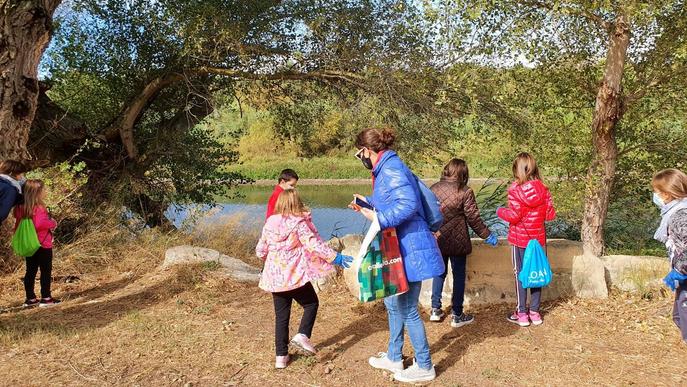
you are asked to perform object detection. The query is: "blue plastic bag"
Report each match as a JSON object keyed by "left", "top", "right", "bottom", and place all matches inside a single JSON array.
[
  {"left": 518, "top": 239, "right": 553, "bottom": 288},
  {"left": 412, "top": 174, "right": 443, "bottom": 232}
]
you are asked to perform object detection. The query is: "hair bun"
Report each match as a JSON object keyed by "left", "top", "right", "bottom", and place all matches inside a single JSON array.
[{"left": 380, "top": 128, "right": 396, "bottom": 147}]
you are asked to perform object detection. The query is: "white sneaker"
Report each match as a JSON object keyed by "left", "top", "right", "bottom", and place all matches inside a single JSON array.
[
  {"left": 393, "top": 360, "right": 436, "bottom": 384},
  {"left": 429, "top": 308, "right": 445, "bottom": 322},
  {"left": 368, "top": 352, "right": 404, "bottom": 373}
]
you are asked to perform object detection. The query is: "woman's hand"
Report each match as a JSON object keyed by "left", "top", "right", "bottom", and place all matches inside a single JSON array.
[
  {"left": 360, "top": 207, "right": 376, "bottom": 222},
  {"left": 348, "top": 194, "right": 369, "bottom": 212}
]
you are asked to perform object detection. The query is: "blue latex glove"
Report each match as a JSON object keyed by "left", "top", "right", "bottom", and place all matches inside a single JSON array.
[
  {"left": 663, "top": 269, "right": 687, "bottom": 291},
  {"left": 333, "top": 253, "right": 353, "bottom": 268},
  {"left": 485, "top": 233, "right": 498, "bottom": 247}
]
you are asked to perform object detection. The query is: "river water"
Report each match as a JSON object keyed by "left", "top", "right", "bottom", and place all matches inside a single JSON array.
[{"left": 166, "top": 182, "right": 512, "bottom": 239}]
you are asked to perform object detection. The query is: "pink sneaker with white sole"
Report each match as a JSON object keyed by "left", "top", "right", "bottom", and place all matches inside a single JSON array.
[
  {"left": 290, "top": 333, "right": 317, "bottom": 355},
  {"left": 275, "top": 355, "right": 290, "bottom": 369},
  {"left": 529, "top": 311, "right": 543, "bottom": 326},
  {"left": 507, "top": 312, "right": 530, "bottom": 327}
]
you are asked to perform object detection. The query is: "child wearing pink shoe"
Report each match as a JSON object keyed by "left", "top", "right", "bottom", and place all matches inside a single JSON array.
[
  {"left": 256, "top": 189, "right": 352, "bottom": 369},
  {"left": 497, "top": 153, "right": 556, "bottom": 327}
]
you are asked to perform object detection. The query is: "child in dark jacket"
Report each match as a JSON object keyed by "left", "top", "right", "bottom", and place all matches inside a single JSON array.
[
  {"left": 266, "top": 169, "right": 299, "bottom": 220},
  {"left": 429, "top": 159, "right": 497, "bottom": 327},
  {"left": 14, "top": 179, "right": 59, "bottom": 308},
  {"left": 0, "top": 160, "right": 27, "bottom": 224},
  {"left": 652, "top": 169, "right": 687, "bottom": 343},
  {"left": 497, "top": 153, "right": 555, "bottom": 327}
]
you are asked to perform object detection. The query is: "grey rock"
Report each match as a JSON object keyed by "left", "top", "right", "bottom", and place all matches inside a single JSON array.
[{"left": 163, "top": 245, "right": 261, "bottom": 283}]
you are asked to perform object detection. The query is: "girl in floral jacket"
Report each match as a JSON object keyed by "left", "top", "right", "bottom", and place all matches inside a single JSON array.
[{"left": 256, "top": 188, "right": 352, "bottom": 369}]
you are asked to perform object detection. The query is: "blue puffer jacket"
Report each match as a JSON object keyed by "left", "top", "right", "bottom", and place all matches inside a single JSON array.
[
  {"left": 367, "top": 151, "right": 445, "bottom": 283},
  {"left": 0, "top": 176, "right": 22, "bottom": 223}
]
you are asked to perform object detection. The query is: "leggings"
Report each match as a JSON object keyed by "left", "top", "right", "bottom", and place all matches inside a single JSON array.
[
  {"left": 24, "top": 247, "right": 53, "bottom": 300},
  {"left": 512, "top": 245, "right": 541, "bottom": 313},
  {"left": 272, "top": 282, "right": 319, "bottom": 356}
]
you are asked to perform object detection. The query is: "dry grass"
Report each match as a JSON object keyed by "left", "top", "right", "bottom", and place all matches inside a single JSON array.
[
  {"left": 1, "top": 262, "right": 687, "bottom": 386},
  {"left": 188, "top": 214, "right": 262, "bottom": 267},
  {"left": 0, "top": 211, "right": 258, "bottom": 309}
]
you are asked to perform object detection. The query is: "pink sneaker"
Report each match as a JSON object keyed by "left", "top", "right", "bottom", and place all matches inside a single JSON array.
[
  {"left": 529, "top": 311, "right": 543, "bottom": 326},
  {"left": 290, "top": 333, "right": 317, "bottom": 356},
  {"left": 507, "top": 312, "right": 530, "bottom": 327},
  {"left": 275, "top": 355, "right": 290, "bottom": 369}
]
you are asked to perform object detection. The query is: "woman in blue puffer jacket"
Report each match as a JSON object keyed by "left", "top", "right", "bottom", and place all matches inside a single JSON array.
[{"left": 352, "top": 127, "right": 444, "bottom": 384}]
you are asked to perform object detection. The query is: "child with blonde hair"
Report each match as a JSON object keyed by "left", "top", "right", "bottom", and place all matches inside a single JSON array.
[
  {"left": 652, "top": 168, "right": 687, "bottom": 342},
  {"left": 256, "top": 188, "right": 352, "bottom": 368},
  {"left": 14, "top": 179, "right": 59, "bottom": 307},
  {"left": 497, "top": 153, "right": 555, "bottom": 327}
]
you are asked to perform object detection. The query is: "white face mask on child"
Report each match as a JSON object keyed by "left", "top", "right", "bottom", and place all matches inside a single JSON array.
[{"left": 653, "top": 192, "right": 665, "bottom": 208}]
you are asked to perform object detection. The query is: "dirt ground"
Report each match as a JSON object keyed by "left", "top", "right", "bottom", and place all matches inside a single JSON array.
[{"left": 1, "top": 265, "right": 686, "bottom": 387}]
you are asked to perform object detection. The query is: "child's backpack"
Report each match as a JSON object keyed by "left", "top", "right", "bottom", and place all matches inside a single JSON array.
[
  {"left": 12, "top": 218, "right": 41, "bottom": 257},
  {"left": 412, "top": 174, "right": 444, "bottom": 232},
  {"left": 518, "top": 239, "right": 553, "bottom": 288}
]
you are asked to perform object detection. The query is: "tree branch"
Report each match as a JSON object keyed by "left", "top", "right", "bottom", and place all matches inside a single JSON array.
[
  {"left": 520, "top": 0, "right": 611, "bottom": 31},
  {"left": 96, "top": 66, "right": 369, "bottom": 161},
  {"left": 100, "top": 72, "right": 185, "bottom": 159}
]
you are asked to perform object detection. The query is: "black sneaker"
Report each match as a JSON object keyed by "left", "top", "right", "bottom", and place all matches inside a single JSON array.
[
  {"left": 39, "top": 298, "right": 61, "bottom": 308},
  {"left": 23, "top": 298, "right": 40, "bottom": 307},
  {"left": 429, "top": 308, "right": 445, "bottom": 322},
  {"left": 450, "top": 313, "right": 475, "bottom": 328}
]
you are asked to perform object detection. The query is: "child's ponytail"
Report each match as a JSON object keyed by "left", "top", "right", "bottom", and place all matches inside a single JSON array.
[{"left": 22, "top": 179, "right": 46, "bottom": 219}]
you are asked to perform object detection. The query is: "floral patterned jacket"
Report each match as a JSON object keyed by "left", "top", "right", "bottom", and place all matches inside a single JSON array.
[{"left": 256, "top": 213, "right": 336, "bottom": 292}]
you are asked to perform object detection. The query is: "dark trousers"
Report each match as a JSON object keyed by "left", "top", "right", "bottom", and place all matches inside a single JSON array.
[
  {"left": 512, "top": 245, "right": 541, "bottom": 313},
  {"left": 272, "top": 282, "right": 319, "bottom": 356},
  {"left": 24, "top": 247, "right": 53, "bottom": 300},
  {"left": 431, "top": 255, "right": 467, "bottom": 316},
  {"left": 673, "top": 285, "right": 687, "bottom": 343}
]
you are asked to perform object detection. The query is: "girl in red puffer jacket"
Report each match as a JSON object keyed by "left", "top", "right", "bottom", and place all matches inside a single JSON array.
[{"left": 497, "top": 153, "right": 556, "bottom": 327}]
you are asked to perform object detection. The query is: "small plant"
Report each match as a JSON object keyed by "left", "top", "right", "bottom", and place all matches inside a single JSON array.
[
  {"left": 202, "top": 261, "right": 222, "bottom": 272},
  {"left": 481, "top": 367, "right": 504, "bottom": 380},
  {"left": 622, "top": 264, "right": 664, "bottom": 296}
]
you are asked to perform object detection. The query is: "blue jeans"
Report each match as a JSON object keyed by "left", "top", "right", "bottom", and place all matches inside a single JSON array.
[
  {"left": 384, "top": 281, "right": 433, "bottom": 370},
  {"left": 431, "top": 255, "right": 467, "bottom": 316}
]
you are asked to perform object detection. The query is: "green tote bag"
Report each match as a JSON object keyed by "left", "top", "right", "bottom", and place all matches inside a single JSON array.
[{"left": 12, "top": 218, "right": 41, "bottom": 257}]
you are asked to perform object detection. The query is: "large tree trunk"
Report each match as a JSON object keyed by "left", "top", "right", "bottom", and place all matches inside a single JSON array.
[
  {"left": 28, "top": 82, "right": 89, "bottom": 162},
  {"left": 581, "top": 15, "right": 631, "bottom": 257},
  {"left": 0, "top": 0, "right": 61, "bottom": 160}
]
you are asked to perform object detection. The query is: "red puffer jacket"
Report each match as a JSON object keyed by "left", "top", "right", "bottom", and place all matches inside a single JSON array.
[{"left": 497, "top": 179, "right": 556, "bottom": 248}]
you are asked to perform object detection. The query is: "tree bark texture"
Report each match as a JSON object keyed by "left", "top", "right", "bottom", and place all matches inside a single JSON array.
[
  {"left": 581, "top": 15, "right": 631, "bottom": 257},
  {"left": 0, "top": 0, "right": 61, "bottom": 160}
]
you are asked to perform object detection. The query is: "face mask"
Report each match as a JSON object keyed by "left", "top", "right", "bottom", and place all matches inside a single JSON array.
[
  {"left": 356, "top": 148, "right": 374, "bottom": 170},
  {"left": 18, "top": 177, "right": 26, "bottom": 186},
  {"left": 653, "top": 192, "right": 665, "bottom": 208},
  {"left": 361, "top": 155, "right": 374, "bottom": 170}
]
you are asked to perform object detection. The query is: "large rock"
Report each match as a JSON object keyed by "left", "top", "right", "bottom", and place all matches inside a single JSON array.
[
  {"left": 602, "top": 255, "right": 667, "bottom": 292},
  {"left": 419, "top": 239, "right": 584, "bottom": 308},
  {"left": 571, "top": 253, "right": 608, "bottom": 299},
  {"left": 332, "top": 235, "right": 670, "bottom": 306},
  {"left": 163, "top": 245, "right": 261, "bottom": 282}
]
